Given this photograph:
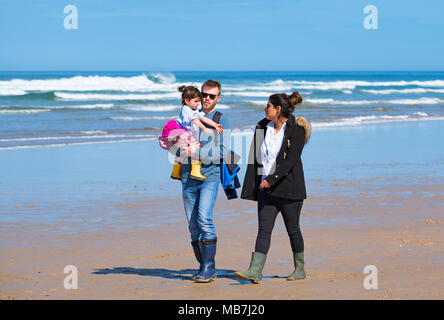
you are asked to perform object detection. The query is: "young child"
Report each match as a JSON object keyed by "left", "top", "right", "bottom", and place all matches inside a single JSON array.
[{"left": 158, "top": 85, "right": 223, "bottom": 181}]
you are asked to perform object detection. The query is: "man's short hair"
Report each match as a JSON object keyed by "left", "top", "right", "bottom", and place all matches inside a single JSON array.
[{"left": 202, "top": 80, "right": 222, "bottom": 96}]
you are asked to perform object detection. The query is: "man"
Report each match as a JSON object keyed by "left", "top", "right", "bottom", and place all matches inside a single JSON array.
[{"left": 180, "top": 80, "right": 230, "bottom": 283}]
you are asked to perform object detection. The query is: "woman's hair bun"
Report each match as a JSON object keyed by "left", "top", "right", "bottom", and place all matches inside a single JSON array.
[
  {"left": 288, "top": 91, "right": 303, "bottom": 111},
  {"left": 268, "top": 91, "right": 303, "bottom": 118},
  {"left": 178, "top": 85, "right": 186, "bottom": 92}
]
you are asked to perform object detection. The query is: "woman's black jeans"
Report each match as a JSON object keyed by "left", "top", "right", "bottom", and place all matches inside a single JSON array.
[{"left": 255, "top": 190, "right": 304, "bottom": 255}]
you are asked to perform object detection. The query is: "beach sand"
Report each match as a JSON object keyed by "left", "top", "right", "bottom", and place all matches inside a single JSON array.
[
  {"left": 1, "top": 121, "right": 443, "bottom": 300},
  {"left": 1, "top": 177, "right": 443, "bottom": 300}
]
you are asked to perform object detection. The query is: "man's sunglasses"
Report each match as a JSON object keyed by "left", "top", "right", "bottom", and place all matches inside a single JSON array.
[{"left": 202, "top": 92, "right": 218, "bottom": 100}]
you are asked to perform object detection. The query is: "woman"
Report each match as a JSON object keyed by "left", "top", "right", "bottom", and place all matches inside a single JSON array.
[{"left": 235, "top": 92, "right": 311, "bottom": 283}]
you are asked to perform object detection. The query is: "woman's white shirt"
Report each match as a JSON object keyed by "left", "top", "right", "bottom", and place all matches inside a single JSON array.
[{"left": 260, "top": 121, "right": 286, "bottom": 182}]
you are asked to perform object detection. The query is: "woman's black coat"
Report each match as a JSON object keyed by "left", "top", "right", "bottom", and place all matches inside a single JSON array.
[{"left": 241, "top": 113, "right": 308, "bottom": 201}]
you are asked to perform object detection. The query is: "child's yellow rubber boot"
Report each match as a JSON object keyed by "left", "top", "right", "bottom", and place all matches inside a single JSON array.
[
  {"left": 190, "top": 160, "right": 206, "bottom": 181},
  {"left": 170, "top": 162, "right": 182, "bottom": 180}
]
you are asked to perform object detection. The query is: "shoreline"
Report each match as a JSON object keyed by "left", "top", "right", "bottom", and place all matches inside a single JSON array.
[{"left": 2, "top": 117, "right": 444, "bottom": 152}]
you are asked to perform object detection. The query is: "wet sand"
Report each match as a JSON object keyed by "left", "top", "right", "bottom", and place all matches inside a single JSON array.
[{"left": 1, "top": 176, "right": 443, "bottom": 300}]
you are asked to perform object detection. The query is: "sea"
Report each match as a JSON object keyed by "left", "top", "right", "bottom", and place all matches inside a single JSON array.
[
  {"left": 1, "top": 71, "right": 444, "bottom": 230},
  {"left": 1, "top": 71, "right": 444, "bottom": 150}
]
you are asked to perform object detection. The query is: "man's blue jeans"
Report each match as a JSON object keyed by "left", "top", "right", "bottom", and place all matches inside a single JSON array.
[{"left": 182, "top": 179, "right": 219, "bottom": 242}]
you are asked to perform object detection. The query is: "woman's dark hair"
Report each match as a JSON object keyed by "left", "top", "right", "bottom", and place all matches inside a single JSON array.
[
  {"left": 268, "top": 91, "right": 303, "bottom": 118},
  {"left": 178, "top": 85, "right": 202, "bottom": 105}
]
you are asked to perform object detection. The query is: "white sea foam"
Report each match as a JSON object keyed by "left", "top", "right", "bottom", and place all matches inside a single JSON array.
[
  {"left": 55, "top": 92, "right": 180, "bottom": 101},
  {"left": 306, "top": 98, "right": 337, "bottom": 104},
  {"left": 0, "top": 104, "right": 114, "bottom": 114},
  {"left": 3, "top": 75, "right": 444, "bottom": 98},
  {"left": 0, "top": 73, "right": 179, "bottom": 95},
  {"left": 224, "top": 85, "right": 294, "bottom": 92},
  {"left": 111, "top": 116, "right": 175, "bottom": 121},
  {"left": 80, "top": 130, "right": 108, "bottom": 134},
  {"left": 214, "top": 104, "right": 231, "bottom": 109},
  {"left": 245, "top": 98, "right": 366, "bottom": 105},
  {"left": 284, "top": 79, "right": 444, "bottom": 90},
  {"left": 381, "top": 98, "right": 444, "bottom": 105},
  {"left": 312, "top": 114, "right": 444, "bottom": 128},
  {"left": 244, "top": 100, "right": 266, "bottom": 106},
  {"left": 225, "top": 79, "right": 444, "bottom": 92},
  {"left": 225, "top": 80, "right": 328, "bottom": 92},
  {"left": 121, "top": 104, "right": 180, "bottom": 112},
  {"left": 225, "top": 91, "right": 275, "bottom": 97},
  {"left": 121, "top": 103, "right": 230, "bottom": 112},
  {"left": 227, "top": 79, "right": 356, "bottom": 91},
  {"left": 306, "top": 97, "right": 444, "bottom": 105},
  {"left": 245, "top": 97, "right": 444, "bottom": 106},
  {"left": 0, "top": 133, "right": 154, "bottom": 143},
  {"left": 362, "top": 88, "right": 444, "bottom": 94},
  {"left": 206, "top": 78, "right": 444, "bottom": 93},
  {"left": 0, "top": 137, "right": 157, "bottom": 150},
  {"left": 226, "top": 93, "right": 444, "bottom": 105},
  {"left": 50, "top": 104, "right": 115, "bottom": 109},
  {"left": 0, "top": 109, "right": 50, "bottom": 114}
]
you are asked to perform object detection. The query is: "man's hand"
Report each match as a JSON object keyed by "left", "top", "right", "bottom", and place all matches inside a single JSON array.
[{"left": 259, "top": 179, "right": 271, "bottom": 190}]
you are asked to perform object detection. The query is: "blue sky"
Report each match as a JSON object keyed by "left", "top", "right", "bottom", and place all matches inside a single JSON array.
[{"left": 1, "top": 0, "right": 444, "bottom": 71}]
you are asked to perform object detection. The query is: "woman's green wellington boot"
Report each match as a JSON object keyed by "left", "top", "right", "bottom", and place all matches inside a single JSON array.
[
  {"left": 287, "top": 252, "right": 306, "bottom": 281},
  {"left": 234, "top": 252, "right": 267, "bottom": 284}
]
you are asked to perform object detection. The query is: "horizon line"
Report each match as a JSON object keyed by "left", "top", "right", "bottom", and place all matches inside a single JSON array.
[{"left": 1, "top": 70, "right": 444, "bottom": 73}]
